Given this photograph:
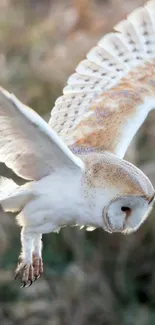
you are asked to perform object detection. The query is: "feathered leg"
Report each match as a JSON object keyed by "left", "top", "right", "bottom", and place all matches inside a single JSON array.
[
  {"left": 32, "top": 234, "right": 43, "bottom": 280},
  {"left": 15, "top": 227, "right": 35, "bottom": 287},
  {"left": 14, "top": 221, "right": 57, "bottom": 286},
  {"left": 15, "top": 229, "right": 44, "bottom": 287}
]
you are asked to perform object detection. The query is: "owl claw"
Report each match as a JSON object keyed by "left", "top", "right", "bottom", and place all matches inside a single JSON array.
[
  {"left": 14, "top": 253, "right": 43, "bottom": 287},
  {"left": 14, "top": 273, "right": 19, "bottom": 280},
  {"left": 15, "top": 263, "right": 32, "bottom": 287},
  {"left": 33, "top": 275, "right": 39, "bottom": 282},
  {"left": 20, "top": 281, "right": 26, "bottom": 288},
  {"left": 33, "top": 274, "right": 41, "bottom": 282},
  {"left": 26, "top": 280, "right": 33, "bottom": 287}
]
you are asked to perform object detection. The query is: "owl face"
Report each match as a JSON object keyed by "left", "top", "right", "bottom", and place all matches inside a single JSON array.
[{"left": 103, "top": 195, "right": 155, "bottom": 234}]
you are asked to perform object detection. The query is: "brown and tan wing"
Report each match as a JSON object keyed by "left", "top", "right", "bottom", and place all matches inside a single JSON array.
[{"left": 49, "top": 1, "right": 155, "bottom": 159}]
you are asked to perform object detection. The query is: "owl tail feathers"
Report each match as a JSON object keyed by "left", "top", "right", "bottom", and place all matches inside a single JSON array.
[{"left": 0, "top": 177, "right": 34, "bottom": 213}]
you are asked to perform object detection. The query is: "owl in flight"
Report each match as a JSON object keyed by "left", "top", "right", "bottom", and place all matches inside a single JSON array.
[{"left": 0, "top": 0, "right": 155, "bottom": 287}]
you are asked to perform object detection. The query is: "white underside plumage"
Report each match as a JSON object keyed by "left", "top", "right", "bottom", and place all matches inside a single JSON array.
[{"left": 0, "top": 171, "right": 107, "bottom": 233}]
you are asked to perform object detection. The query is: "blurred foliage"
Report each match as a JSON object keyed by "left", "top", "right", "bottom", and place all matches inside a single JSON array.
[{"left": 0, "top": 0, "right": 155, "bottom": 325}]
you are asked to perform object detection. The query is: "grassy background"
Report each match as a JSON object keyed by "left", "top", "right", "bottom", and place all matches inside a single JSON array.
[{"left": 1, "top": 0, "right": 155, "bottom": 324}]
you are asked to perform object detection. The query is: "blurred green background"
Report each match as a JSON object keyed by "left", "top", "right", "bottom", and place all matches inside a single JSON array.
[{"left": 1, "top": 0, "right": 155, "bottom": 324}]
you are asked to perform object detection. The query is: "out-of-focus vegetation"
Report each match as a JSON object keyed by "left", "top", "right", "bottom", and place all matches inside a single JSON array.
[{"left": 1, "top": 0, "right": 155, "bottom": 324}]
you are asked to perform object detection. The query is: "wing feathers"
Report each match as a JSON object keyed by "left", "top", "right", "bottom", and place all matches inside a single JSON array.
[
  {"left": 49, "top": 1, "right": 155, "bottom": 158},
  {"left": 67, "top": 73, "right": 102, "bottom": 85},
  {"left": 114, "top": 20, "right": 144, "bottom": 64},
  {"left": 0, "top": 88, "right": 84, "bottom": 180},
  {"left": 128, "top": 7, "right": 155, "bottom": 57},
  {"left": 87, "top": 46, "right": 125, "bottom": 71}
]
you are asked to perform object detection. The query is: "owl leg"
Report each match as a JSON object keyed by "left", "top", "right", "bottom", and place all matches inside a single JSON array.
[
  {"left": 15, "top": 223, "right": 56, "bottom": 287},
  {"left": 32, "top": 234, "right": 43, "bottom": 281},
  {"left": 15, "top": 227, "right": 35, "bottom": 287}
]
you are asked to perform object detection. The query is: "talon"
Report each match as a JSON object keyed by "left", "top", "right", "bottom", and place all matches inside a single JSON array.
[
  {"left": 14, "top": 253, "right": 43, "bottom": 286},
  {"left": 33, "top": 274, "right": 40, "bottom": 281},
  {"left": 28, "top": 280, "right": 33, "bottom": 287},
  {"left": 26, "top": 280, "right": 32, "bottom": 287},
  {"left": 20, "top": 281, "right": 26, "bottom": 288},
  {"left": 15, "top": 261, "right": 33, "bottom": 287},
  {"left": 14, "top": 273, "right": 19, "bottom": 280}
]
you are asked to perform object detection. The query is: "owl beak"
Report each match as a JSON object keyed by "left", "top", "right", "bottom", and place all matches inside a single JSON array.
[{"left": 148, "top": 192, "right": 155, "bottom": 204}]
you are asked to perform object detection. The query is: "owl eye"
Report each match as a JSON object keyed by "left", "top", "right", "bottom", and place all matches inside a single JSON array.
[{"left": 121, "top": 206, "right": 131, "bottom": 212}]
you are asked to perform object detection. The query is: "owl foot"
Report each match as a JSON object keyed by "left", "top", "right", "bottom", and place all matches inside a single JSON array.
[
  {"left": 14, "top": 261, "right": 33, "bottom": 287},
  {"left": 14, "top": 254, "right": 43, "bottom": 287}
]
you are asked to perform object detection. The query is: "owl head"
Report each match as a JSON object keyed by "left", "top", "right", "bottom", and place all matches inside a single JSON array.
[
  {"left": 101, "top": 154, "right": 155, "bottom": 234},
  {"left": 103, "top": 194, "right": 154, "bottom": 234},
  {"left": 84, "top": 152, "right": 155, "bottom": 234}
]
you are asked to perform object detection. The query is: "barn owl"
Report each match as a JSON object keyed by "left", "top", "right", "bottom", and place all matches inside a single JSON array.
[{"left": 0, "top": 0, "right": 155, "bottom": 287}]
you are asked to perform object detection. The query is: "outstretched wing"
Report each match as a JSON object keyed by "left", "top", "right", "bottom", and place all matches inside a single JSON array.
[
  {"left": 49, "top": 0, "right": 155, "bottom": 159},
  {"left": 0, "top": 88, "right": 84, "bottom": 180}
]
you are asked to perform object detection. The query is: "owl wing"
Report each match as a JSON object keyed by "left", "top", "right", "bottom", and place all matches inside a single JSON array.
[
  {"left": 49, "top": 0, "right": 155, "bottom": 159},
  {"left": 0, "top": 87, "right": 84, "bottom": 181}
]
